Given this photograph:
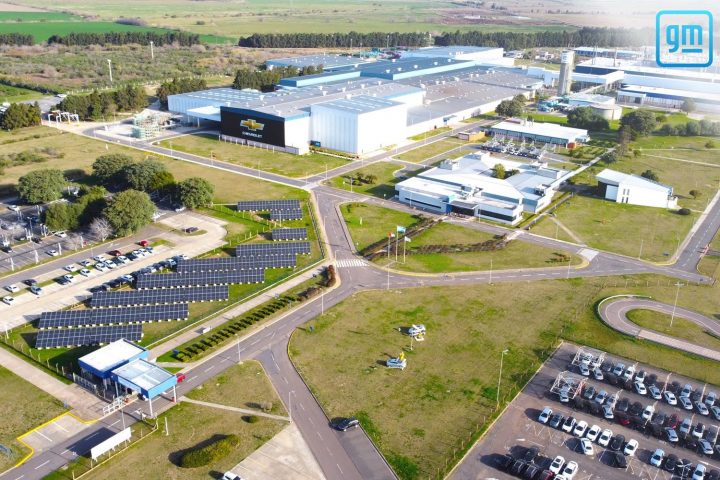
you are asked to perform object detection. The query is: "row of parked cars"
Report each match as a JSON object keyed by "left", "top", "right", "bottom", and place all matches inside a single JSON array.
[
  {"left": 496, "top": 445, "right": 576, "bottom": 480},
  {"left": 89, "top": 253, "right": 186, "bottom": 293}
]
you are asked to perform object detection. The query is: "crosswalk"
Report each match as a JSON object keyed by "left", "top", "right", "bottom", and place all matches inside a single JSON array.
[{"left": 335, "top": 258, "right": 368, "bottom": 268}]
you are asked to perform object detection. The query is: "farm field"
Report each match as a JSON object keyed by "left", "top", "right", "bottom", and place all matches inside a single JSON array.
[{"left": 290, "top": 274, "right": 720, "bottom": 479}]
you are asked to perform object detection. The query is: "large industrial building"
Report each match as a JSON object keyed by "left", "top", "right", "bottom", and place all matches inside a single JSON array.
[
  {"left": 395, "top": 153, "right": 567, "bottom": 224},
  {"left": 488, "top": 120, "right": 589, "bottom": 147},
  {"left": 168, "top": 49, "right": 541, "bottom": 156},
  {"left": 596, "top": 169, "right": 678, "bottom": 209}
]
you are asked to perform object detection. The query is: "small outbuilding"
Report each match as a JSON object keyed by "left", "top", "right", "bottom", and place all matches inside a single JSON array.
[{"left": 596, "top": 169, "right": 678, "bottom": 209}]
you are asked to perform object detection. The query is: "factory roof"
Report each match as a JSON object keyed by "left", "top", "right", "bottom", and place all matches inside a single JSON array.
[
  {"left": 596, "top": 168, "right": 673, "bottom": 193},
  {"left": 356, "top": 56, "right": 474, "bottom": 79},
  {"left": 79, "top": 339, "right": 146, "bottom": 374},
  {"left": 618, "top": 85, "right": 720, "bottom": 104},
  {"left": 403, "top": 46, "right": 503, "bottom": 57},
  {"left": 576, "top": 57, "right": 720, "bottom": 80},
  {"left": 490, "top": 120, "right": 588, "bottom": 141},
  {"left": 574, "top": 47, "right": 644, "bottom": 57},
  {"left": 567, "top": 92, "right": 615, "bottom": 104},
  {"left": 267, "top": 54, "right": 374, "bottom": 70},
  {"left": 311, "top": 95, "right": 402, "bottom": 114}
]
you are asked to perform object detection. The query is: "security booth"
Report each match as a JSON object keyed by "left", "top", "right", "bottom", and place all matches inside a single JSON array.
[
  {"left": 111, "top": 359, "right": 178, "bottom": 417},
  {"left": 78, "top": 339, "right": 149, "bottom": 390}
]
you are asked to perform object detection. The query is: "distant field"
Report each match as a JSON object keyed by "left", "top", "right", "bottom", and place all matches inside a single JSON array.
[
  {"left": 0, "top": 84, "right": 43, "bottom": 103},
  {"left": 0, "top": 11, "right": 77, "bottom": 21}
]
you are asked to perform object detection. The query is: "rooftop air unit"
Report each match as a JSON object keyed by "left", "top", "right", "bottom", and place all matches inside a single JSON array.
[
  {"left": 433, "top": 61, "right": 438, "bottom": 66},
  {"left": 414, "top": 64, "right": 418, "bottom": 69}
]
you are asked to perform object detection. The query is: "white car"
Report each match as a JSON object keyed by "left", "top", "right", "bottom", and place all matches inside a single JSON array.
[
  {"left": 55, "top": 231, "right": 67, "bottom": 238},
  {"left": 634, "top": 381, "right": 647, "bottom": 395},
  {"left": 680, "top": 396, "right": 694, "bottom": 410},
  {"left": 624, "top": 439, "right": 639, "bottom": 456},
  {"left": 593, "top": 368, "right": 604, "bottom": 381},
  {"left": 586, "top": 424, "right": 601, "bottom": 442},
  {"left": 95, "top": 262, "right": 109, "bottom": 272},
  {"left": 603, "top": 405, "right": 614, "bottom": 420},
  {"left": 595, "top": 390, "right": 608, "bottom": 404},
  {"left": 711, "top": 405, "right": 720, "bottom": 421},
  {"left": 650, "top": 448, "right": 664, "bottom": 467},
  {"left": 538, "top": 407, "right": 552, "bottom": 424},
  {"left": 606, "top": 394, "right": 618, "bottom": 409},
  {"left": 664, "top": 390, "right": 678, "bottom": 405},
  {"left": 2, "top": 295, "right": 14, "bottom": 305},
  {"left": 47, "top": 249, "right": 59, "bottom": 256},
  {"left": 560, "top": 461, "right": 578, "bottom": 479},
  {"left": 612, "top": 363, "right": 625, "bottom": 376},
  {"left": 693, "top": 464, "right": 706, "bottom": 480},
  {"left": 62, "top": 274, "right": 74, "bottom": 282},
  {"left": 104, "top": 260, "right": 117, "bottom": 269},
  {"left": 573, "top": 420, "right": 588, "bottom": 437},
  {"left": 580, "top": 438, "right": 594, "bottom": 456},
  {"left": 7, "top": 205, "right": 20, "bottom": 212},
  {"left": 80, "top": 259, "right": 93, "bottom": 267},
  {"left": 579, "top": 363, "right": 590, "bottom": 376},
  {"left": 79, "top": 268, "right": 92, "bottom": 277},
  {"left": 649, "top": 385, "right": 662, "bottom": 400},
  {"left": 221, "top": 473, "right": 243, "bottom": 480},
  {"left": 705, "top": 392, "right": 717, "bottom": 407},
  {"left": 681, "top": 384, "right": 693, "bottom": 398},
  {"left": 64, "top": 264, "right": 78, "bottom": 272},
  {"left": 642, "top": 405, "right": 655, "bottom": 421},
  {"left": 4, "top": 284, "right": 19, "bottom": 293},
  {"left": 635, "top": 370, "right": 646, "bottom": 383},
  {"left": 92, "top": 255, "right": 106, "bottom": 262},
  {"left": 598, "top": 429, "right": 613, "bottom": 447},
  {"left": 623, "top": 365, "right": 636, "bottom": 380},
  {"left": 549, "top": 455, "right": 565, "bottom": 474},
  {"left": 695, "top": 402, "right": 710, "bottom": 416},
  {"left": 117, "top": 255, "right": 129, "bottom": 264}
]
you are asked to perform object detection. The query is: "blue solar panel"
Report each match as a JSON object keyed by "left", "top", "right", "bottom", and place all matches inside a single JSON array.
[
  {"left": 272, "top": 228, "right": 308, "bottom": 241},
  {"left": 177, "top": 255, "right": 296, "bottom": 273},
  {"left": 38, "top": 304, "right": 189, "bottom": 329},
  {"left": 236, "top": 242, "right": 311, "bottom": 257},
  {"left": 35, "top": 324, "right": 143, "bottom": 349},
  {"left": 237, "top": 199, "right": 300, "bottom": 212},
  {"left": 91, "top": 286, "right": 229, "bottom": 307},
  {"left": 136, "top": 270, "right": 265, "bottom": 289}
]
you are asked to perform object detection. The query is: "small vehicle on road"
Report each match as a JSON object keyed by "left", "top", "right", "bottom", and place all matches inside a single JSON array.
[{"left": 331, "top": 417, "right": 360, "bottom": 431}]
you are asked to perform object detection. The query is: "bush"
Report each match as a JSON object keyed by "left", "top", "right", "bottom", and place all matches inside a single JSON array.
[
  {"left": 677, "top": 208, "right": 691, "bottom": 216},
  {"left": 179, "top": 434, "right": 240, "bottom": 468},
  {"left": 706, "top": 140, "right": 716, "bottom": 149},
  {"left": 244, "top": 415, "right": 259, "bottom": 423}
]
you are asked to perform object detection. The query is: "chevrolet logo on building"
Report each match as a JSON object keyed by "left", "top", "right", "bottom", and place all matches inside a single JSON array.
[{"left": 240, "top": 119, "right": 264, "bottom": 131}]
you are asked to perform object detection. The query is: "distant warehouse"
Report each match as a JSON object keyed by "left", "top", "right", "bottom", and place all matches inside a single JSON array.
[{"left": 488, "top": 120, "right": 589, "bottom": 148}]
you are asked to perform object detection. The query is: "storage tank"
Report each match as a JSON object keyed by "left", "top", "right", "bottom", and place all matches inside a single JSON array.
[{"left": 557, "top": 51, "right": 574, "bottom": 95}]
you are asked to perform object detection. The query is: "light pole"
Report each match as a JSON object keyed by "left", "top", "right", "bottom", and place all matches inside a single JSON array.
[
  {"left": 150, "top": 40, "right": 154, "bottom": 60},
  {"left": 670, "top": 282, "right": 684, "bottom": 327},
  {"left": 107, "top": 59, "right": 113, "bottom": 83},
  {"left": 386, "top": 260, "right": 396, "bottom": 290},
  {"left": 496, "top": 349, "right": 509, "bottom": 408}
]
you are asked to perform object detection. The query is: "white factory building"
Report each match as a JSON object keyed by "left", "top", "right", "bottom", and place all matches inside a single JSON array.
[
  {"left": 488, "top": 120, "right": 589, "bottom": 147},
  {"left": 167, "top": 48, "right": 542, "bottom": 156},
  {"left": 395, "top": 153, "right": 567, "bottom": 224},
  {"left": 596, "top": 169, "right": 678, "bottom": 209}
]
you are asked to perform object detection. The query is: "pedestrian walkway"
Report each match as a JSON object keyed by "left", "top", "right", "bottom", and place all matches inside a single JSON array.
[
  {"left": 181, "top": 397, "right": 290, "bottom": 422},
  {"left": 548, "top": 216, "right": 585, "bottom": 245},
  {"left": 335, "top": 258, "right": 368, "bottom": 268}
]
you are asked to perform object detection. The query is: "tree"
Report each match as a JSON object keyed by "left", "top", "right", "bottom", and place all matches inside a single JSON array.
[
  {"left": 103, "top": 189, "right": 155, "bottom": 236},
  {"left": 495, "top": 99, "right": 524, "bottom": 118},
  {"left": 177, "top": 177, "right": 214, "bottom": 209},
  {"left": 567, "top": 106, "right": 609, "bottom": 130},
  {"left": 92, "top": 153, "right": 136, "bottom": 186},
  {"left": 601, "top": 151, "right": 618, "bottom": 164},
  {"left": 512, "top": 94, "right": 527, "bottom": 104},
  {"left": 44, "top": 202, "right": 81, "bottom": 231},
  {"left": 616, "top": 126, "right": 631, "bottom": 156},
  {"left": 492, "top": 163, "right": 506, "bottom": 179},
  {"left": 76, "top": 186, "right": 108, "bottom": 225},
  {"left": 689, "top": 189, "right": 701, "bottom": 199},
  {"left": 620, "top": 110, "right": 657, "bottom": 138},
  {"left": 641, "top": 169, "right": 659, "bottom": 182},
  {"left": 658, "top": 124, "right": 676, "bottom": 136},
  {"left": 685, "top": 120, "right": 700, "bottom": 136},
  {"left": 17, "top": 169, "right": 65, "bottom": 203},
  {"left": 633, "top": 149, "right": 642, "bottom": 158},
  {"left": 150, "top": 170, "right": 176, "bottom": 195},
  {"left": 706, "top": 140, "right": 716, "bottom": 149},
  {"left": 89, "top": 217, "right": 113, "bottom": 241},
  {"left": 0, "top": 102, "right": 41, "bottom": 130},
  {"left": 123, "top": 159, "right": 167, "bottom": 192},
  {"left": 681, "top": 99, "right": 696, "bottom": 113}
]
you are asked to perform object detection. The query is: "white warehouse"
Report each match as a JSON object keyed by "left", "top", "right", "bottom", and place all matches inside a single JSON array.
[{"left": 596, "top": 169, "right": 678, "bottom": 209}]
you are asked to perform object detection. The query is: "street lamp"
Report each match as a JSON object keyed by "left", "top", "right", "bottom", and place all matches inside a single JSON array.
[
  {"left": 107, "top": 59, "right": 113, "bottom": 83},
  {"left": 670, "top": 282, "right": 684, "bottom": 327},
  {"left": 496, "top": 349, "right": 509, "bottom": 408}
]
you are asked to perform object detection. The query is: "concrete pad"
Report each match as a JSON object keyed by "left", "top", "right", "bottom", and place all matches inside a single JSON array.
[
  {"left": 228, "top": 423, "right": 325, "bottom": 480},
  {"left": 20, "top": 414, "right": 88, "bottom": 453}
]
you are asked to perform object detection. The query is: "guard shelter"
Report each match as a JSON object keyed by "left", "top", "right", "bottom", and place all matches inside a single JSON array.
[
  {"left": 111, "top": 359, "right": 178, "bottom": 417},
  {"left": 78, "top": 339, "right": 148, "bottom": 383}
]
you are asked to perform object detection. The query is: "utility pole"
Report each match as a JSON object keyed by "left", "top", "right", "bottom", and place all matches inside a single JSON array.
[
  {"left": 670, "top": 282, "right": 683, "bottom": 327},
  {"left": 150, "top": 40, "right": 154, "bottom": 60},
  {"left": 496, "top": 349, "right": 509, "bottom": 408},
  {"left": 107, "top": 59, "right": 113, "bottom": 83}
]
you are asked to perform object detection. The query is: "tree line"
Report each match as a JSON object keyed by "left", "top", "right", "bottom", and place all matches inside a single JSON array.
[
  {"left": 57, "top": 85, "right": 147, "bottom": 120},
  {"left": 0, "top": 103, "right": 41, "bottom": 130},
  {"left": 238, "top": 31, "right": 430, "bottom": 48},
  {"left": 0, "top": 33, "right": 33, "bottom": 46},
  {"left": 156, "top": 77, "right": 208, "bottom": 110},
  {"left": 232, "top": 66, "right": 299, "bottom": 92},
  {"left": 47, "top": 31, "right": 200, "bottom": 47},
  {"left": 434, "top": 27, "right": 654, "bottom": 50}
]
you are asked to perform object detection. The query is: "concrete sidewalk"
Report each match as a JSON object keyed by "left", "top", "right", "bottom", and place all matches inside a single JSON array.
[
  {"left": 149, "top": 264, "right": 327, "bottom": 359},
  {"left": 181, "top": 397, "right": 290, "bottom": 421}
]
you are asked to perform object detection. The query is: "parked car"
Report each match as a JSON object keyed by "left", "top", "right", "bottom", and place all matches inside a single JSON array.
[
  {"left": 2, "top": 295, "right": 14, "bottom": 305},
  {"left": 46, "top": 249, "right": 59, "bottom": 256},
  {"left": 595, "top": 390, "right": 608, "bottom": 405},
  {"left": 680, "top": 418, "right": 693, "bottom": 435},
  {"left": 695, "top": 402, "right": 710, "bottom": 416},
  {"left": 579, "top": 438, "right": 594, "bottom": 456},
  {"left": 139, "top": 239, "right": 149, "bottom": 247},
  {"left": 665, "top": 454, "right": 679, "bottom": 472},
  {"left": 665, "top": 428, "right": 679, "bottom": 443},
  {"left": 613, "top": 363, "right": 626, "bottom": 376},
  {"left": 634, "top": 381, "right": 648, "bottom": 396},
  {"left": 583, "top": 386, "right": 596, "bottom": 400},
  {"left": 680, "top": 396, "right": 693, "bottom": 410},
  {"left": 699, "top": 439, "right": 714, "bottom": 456},
  {"left": 561, "top": 416, "right": 576, "bottom": 433},
  {"left": 664, "top": 390, "right": 678, "bottom": 405},
  {"left": 609, "top": 434, "right": 625, "bottom": 452},
  {"left": 593, "top": 368, "right": 604, "bottom": 381},
  {"left": 623, "top": 365, "right": 636, "bottom": 381},
  {"left": 681, "top": 384, "right": 694, "bottom": 398},
  {"left": 711, "top": 406, "right": 720, "bottom": 421},
  {"left": 573, "top": 420, "right": 589, "bottom": 437},
  {"left": 92, "top": 254, "right": 106, "bottom": 262},
  {"left": 624, "top": 439, "right": 639, "bottom": 456},
  {"left": 649, "top": 385, "right": 662, "bottom": 400},
  {"left": 331, "top": 417, "right": 360, "bottom": 431},
  {"left": 694, "top": 464, "right": 707, "bottom": 480},
  {"left": 80, "top": 268, "right": 91, "bottom": 277},
  {"left": 95, "top": 262, "right": 109, "bottom": 272},
  {"left": 598, "top": 429, "right": 613, "bottom": 447},
  {"left": 4, "top": 284, "right": 19, "bottom": 293},
  {"left": 579, "top": 363, "right": 590, "bottom": 376},
  {"left": 642, "top": 405, "right": 655, "bottom": 421},
  {"left": 560, "top": 461, "right": 578, "bottom": 479},
  {"left": 693, "top": 423, "right": 706, "bottom": 439},
  {"left": 108, "top": 249, "right": 122, "bottom": 256},
  {"left": 586, "top": 424, "right": 601, "bottom": 442},
  {"left": 549, "top": 455, "right": 565, "bottom": 474},
  {"left": 80, "top": 259, "right": 93, "bottom": 267},
  {"left": 650, "top": 448, "right": 665, "bottom": 467},
  {"left": 538, "top": 407, "right": 552, "bottom": 424},
  {"left": 549, "top": 413, "right": 564, "bottom": 429},
  {"left": 603, "top": 405, "right": 614, "bottom": 419},
  {"left": 635, "top": 370, "right": 646, "bottom": 383},
  {"left": 705, "top": 392, "right": 717, "bottom": 407},
  {"left": 30, "top": 285, "right": 42, "bottom": 295},
  {"left": 609, "top": 452, "right": 628, "bottom": 468}
]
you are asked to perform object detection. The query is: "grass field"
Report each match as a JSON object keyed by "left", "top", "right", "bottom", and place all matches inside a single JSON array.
[
  {"left": 156, "top": 133, "right": 347, "bottom": 178},
  {"left": 395, "top": 138, "right": 466, "bottom": 163},
  {"left": 0, "top": 365, "right": 67, "bottom": 473},
  {"left": 49, "top": 364, "right": 285, "bottom": 480},
  {"left": 408, "top": 127, "right": 452, "bottom": 141},
  {"left": 186, "top": 361, "right": 287, "bottom": 416},
  {"left": 290, "top": 274, "right": 720, "bottom": 479},
  {"left": 328, "top": 161, "right": 416, "bottom": 199},
  {"left": 626, "top": 309, "right": 720, "bottom": 352},
  {"left": 698, "top": 232, "right": 720, "bottom": 278},
  {"left": 0, "top": 84, "right": 44, "bottom": 103},
  {"left": 340, "top": 203, "right": 417, "bottom": 251}
]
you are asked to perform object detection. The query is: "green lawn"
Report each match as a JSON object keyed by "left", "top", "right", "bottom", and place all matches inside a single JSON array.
[
  {"left": 698, "top": 232, "right": 720, "bottom": 278},
  {"left": 341, "top": 203, "right": 418, "bottom": 251},
  {"left": 49, "top": 367, "right": 285, "bottom": 480},
  {"left": 372, "top": 222, "right": 581, "bottom": 273},
  {"left": 408, "top": 126, "right": 451, "bottom": 141},
  {"left": 0, "top": 365, "right": 67, "bottom": 473},
  {"left": 530, "top": 195, "right": 696, "bottom": 261},
  {"left": 627, "top": 309, "right": 720, "bottom": 352},
  {"left": 328, "top": 161, "right": 416, "bottom": 199},
  {"left": 0, "top": 84, "right": 44, "bottom": 103},
  {"left": 290, "top": 274, "right": 720, "bottom": 479},
  {"left": 156, "top": 133, "right": 348, "bottom": 178},
  {"left": 395, "top": 138, "right": 466, "bottom": 163},
  {"left": 632, "top": 135, "right": 720, "bottom": 167}
]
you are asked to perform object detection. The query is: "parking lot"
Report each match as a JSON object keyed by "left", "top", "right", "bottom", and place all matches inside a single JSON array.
[{"left": 451, "top": 342, "right": 720, "bottom": 480}]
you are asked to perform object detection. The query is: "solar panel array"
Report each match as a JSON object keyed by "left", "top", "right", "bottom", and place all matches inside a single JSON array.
[
  {"left": 91, "top": 286, "right": 229, "bottom": 307},
  {"left": 36, "top": 324, "right": 142, "bottom": 349},
  {"left": 136, "top": 270, "right": 264, "bottom": 289},
  {"left": 272, "top": 228, "right": 308, "bottom": 241},
  {"left": 270, "top": 209, "right": 303, "bottom": 221},
  {"left": 236, "top": 242, "right": 311, "bottom": 257},
  {"left": 176, "top": 255, "right": 296, "bottom": 273},
  {"left": 38, "top": 304, "right": 189, "bottom": 329},
  {"left": 237, "top": 199, "right": 300, "bottom": 212}
]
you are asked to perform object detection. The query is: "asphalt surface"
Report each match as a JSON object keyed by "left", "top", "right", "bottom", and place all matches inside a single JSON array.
[{"left": 4, "top": 120, "right": 720, "bottom": 480}]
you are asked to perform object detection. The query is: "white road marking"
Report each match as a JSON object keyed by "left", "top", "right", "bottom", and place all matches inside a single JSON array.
[
  {"left": 188, "top": 376, "right": 197, "bottom": 383},
  {"left": 13, "top": 474, "right": 24, "bottom": 480},
  {"left": 337, "top": 463, "right": 344, "bottom": 475},
  {"left": 204, "top": 365, "right": 214, "bottom": 373},
  {"left": 34, "top": 460, "right": 50, "bottom": 470},
  {"left": 34, "top": 430, "right": 52, "bottom": 442},
  {"left": 109, "top": 419, "right": 120, "bottom": 427}
]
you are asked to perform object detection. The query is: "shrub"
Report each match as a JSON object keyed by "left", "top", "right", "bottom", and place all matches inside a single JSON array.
[
  {"left": 179, "top": 434, "right": 240, "bottom": 468},
  {"left": 677, "top": 208, "right": 691, "bottom": 216},
  {"left": 244, "top": 415, "right": 259, "bottom": 423},
  {"left": 706, "top": 140, "right": 716, "bottom": 149}
]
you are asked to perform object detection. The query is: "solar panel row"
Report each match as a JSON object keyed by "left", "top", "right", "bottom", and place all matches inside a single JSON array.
[
  {"left": 176, "top": 255, "right": 296, "bottom": 273},
  {"left": 271, "top": 228, "right": 308, "bottom": 241},
  {"left": 270, "top": 209, "right": 303, "bottom": 221},
  {"left": 236, "top": 242, "right": 311, "bottom": 257},
  {"left": 38, "top": 304, "right": 189, "bottom": 329},
  {"left": 35, "top": 324, "right": 143, "bottom": 349},
  {"left": 91, "top": 285, "right": 229, "bottom": 307},
  {"left": 136, "top": 270, "right": 265, "bottom": 289},
  {"left": 236, "top": 199, "right": 300, "bottom": 212}
]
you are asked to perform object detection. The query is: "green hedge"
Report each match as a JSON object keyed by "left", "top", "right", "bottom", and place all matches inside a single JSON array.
[{"left": 179, "top": 434, "right": 240, "bottom": 468}]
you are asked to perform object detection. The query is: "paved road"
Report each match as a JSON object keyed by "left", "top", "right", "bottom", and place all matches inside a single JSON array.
[{"left": 599, "top": 296, "right": 720, "bottom": 362}]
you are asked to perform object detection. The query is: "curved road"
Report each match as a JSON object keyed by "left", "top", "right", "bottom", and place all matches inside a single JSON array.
[{"left": 599, "top": 297, "right": 720, "bottom": 361}]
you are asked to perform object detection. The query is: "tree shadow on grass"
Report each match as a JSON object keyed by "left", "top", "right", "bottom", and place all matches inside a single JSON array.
[{"left": 169, "top": 433, "right": 228, "bottom": 467}]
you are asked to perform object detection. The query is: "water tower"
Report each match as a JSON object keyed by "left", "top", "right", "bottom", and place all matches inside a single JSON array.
[{"left": 558, "top": 50, "right": 574, "bottom": 95}]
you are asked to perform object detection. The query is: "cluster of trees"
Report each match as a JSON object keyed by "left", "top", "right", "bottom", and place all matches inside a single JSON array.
[
  {"left": 434, "top": 27, "right": 653, "bottom": 50},
  {"left": 619, "top": 110, "right": 657, "bottom": 138},
  {"left": 567, "top": 106, "right": 610, "bottom": 131},
  {"left": 657, "top": 119, "right": 720, "bottom": 137},
  {"left": 495, "top": 95, "right": 527, "bottom": 117},
  {"left": 0, "top": 102, "right": 41, "bottom": 130},
  {"left": 57, "top": 85, "right": 147, "bottom": 120},
  {"left": 47, "top": 31, "right": 200, "bottom": 47},
  {"left": 17, "top": 169, "right": 66, "bottom": 204},
  {"left": 0, "top": 33, "right": 33, "bottom": 46},
  {"left": 157, "top": 77, "right": 208, "bottom": 110},
  {"left": 238, "top": 32, "right": 429, "bottom": 48},
  {"left": 233, "top": 66, "right": 299, "bottom": 92}
]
